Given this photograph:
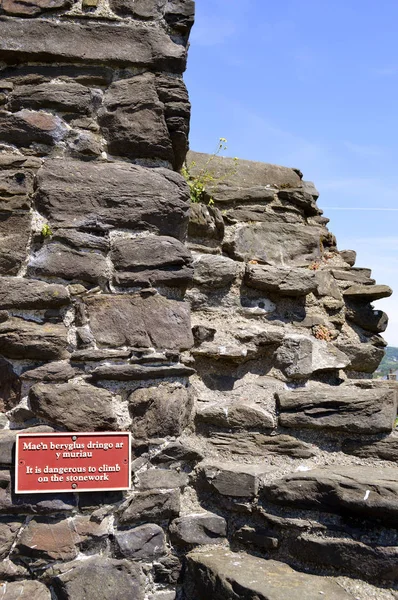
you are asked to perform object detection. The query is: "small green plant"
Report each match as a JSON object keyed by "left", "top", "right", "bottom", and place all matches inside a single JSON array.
[
  {"left": 41, "top": 223, "right": 53, "bottom": 238},
  {"left": 181, "top": 138, "right": 238, "bottom": 205}
]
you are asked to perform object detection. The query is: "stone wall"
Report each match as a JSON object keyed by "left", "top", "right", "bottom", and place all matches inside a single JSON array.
[{"left": 0, "top": 1, "right": 397, "bottom": 599}]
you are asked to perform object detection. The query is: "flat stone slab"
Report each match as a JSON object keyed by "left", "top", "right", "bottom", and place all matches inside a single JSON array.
[
  {"left": 277, "top": 387, "right": 397, "bottom": 433},
  {"left": 262, "top": 466, "right": 398, "bottom": 526},
  {"left": 184, "top": 549, "right": 354, "bottom": 599},
  {"left": 0, "top": 17, "right": 186, "bottom": 72}
]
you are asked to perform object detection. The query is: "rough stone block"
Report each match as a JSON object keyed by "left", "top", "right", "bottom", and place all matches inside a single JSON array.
[
  {"left": 137, "top": 469, "right": 188, "bottom": 490},
  {"left": 0, "top": 212, "right": 31, "bottom": 275},
  {"left": 262, "top": 466, "right": 398, "bottom": 526},
  {"left": 98, "top": 74, "right": 173, "bottom": 162},
  {"left": 224, "top": 222, "right": 322, "bottom": 265},
  {"left": 50, "top": 556, "right": 144, "bottom": 600},
  {"left": 0, "top": 109, "right": 67, "bottom": 147},
  {"left": 0, "top": 317, "right": 69, "bottom": 360},
  {"left": 29, "top": 382, "right": 118, "bottom": 431},
  {"left": 197, "top": 461, "right": 268, "bottom": 498},
  {"left": 170, "top": 513, "right": 226, "bottom": 546},
  {"left": 0, "top": 18, "right": 186, "bottom": 73},
  {"left": 0, "top": 277, "right": 69, "bottom": 309},
  {"left": 27, "top": 243, "right": 110, "bottom": 286},
  {"left": 192, "top": 254, "right": 237, "bottom": 289},
  {"left": 9, "top": 82, "right": 95, "bottom": 115},
  {"left": 245, "top": 264, "right": 317, "bottom": 296},
  {"left": 115, "top": 524, "right": 166, "bottom": 560},
  {"left": 334, "top": 342, "right": 384, "bottom": 373},
  {"left": 85, "top": 294, "right": 193, "bottom": 351},
  {"left": 117, "top": 490, "right": 180, "bottom": 525},
  {"left": 0, "top": 357, "right": 21, "bottom": 411},
  {"left": 275, "top": 334, "right": 349, "bottom": 379},
  {"left": 277, "top": 387, "right": 397, "bottom": 433},
  {"left": 184, "top": 549, "right": 353, "bottom": 600},
  {"left": 1, "top": 0, "right": 72, "bottom": 16},
  {"left": 0, "top": 580, "right": 51, "bottom": 600},
  {"left": 129, "top": 384, "right": 193, "bottom": 439},
  {"left": 35, "top": 159, "right": 190, "bottom": 239}
]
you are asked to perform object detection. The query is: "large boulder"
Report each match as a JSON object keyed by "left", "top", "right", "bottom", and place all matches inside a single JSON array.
[
  {"left": 184, "top": 549, "right": 353, "bottom": 600},
  {"left": 277, "top": 387, "right": 397, "bottom": 434}
]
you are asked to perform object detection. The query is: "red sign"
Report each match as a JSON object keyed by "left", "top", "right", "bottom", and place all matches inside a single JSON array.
[{"left": 15, "top": 432, "right": 131, "bottom": 494}]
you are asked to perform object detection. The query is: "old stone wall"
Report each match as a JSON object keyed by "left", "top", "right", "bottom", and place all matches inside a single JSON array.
[{"left": 0, "top": 1, "right": 397, "bottom": 599}]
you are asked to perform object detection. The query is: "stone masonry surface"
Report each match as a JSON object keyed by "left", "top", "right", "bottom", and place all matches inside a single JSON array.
[{"left": 0, "top": 1, "right": 397, "bottom": 599}]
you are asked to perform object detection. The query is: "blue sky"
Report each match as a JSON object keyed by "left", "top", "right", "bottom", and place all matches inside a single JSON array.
[{"left": 185, "top": 0, "right": 398, "bottom": 345}]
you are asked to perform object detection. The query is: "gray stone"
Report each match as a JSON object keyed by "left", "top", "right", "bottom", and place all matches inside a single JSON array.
[
  {"left": 129, "top": 384, "right": 193, "bottom": 439},
  {"left": 0, "top": 109, "right": 67, "bottom": 147},
  {"left": 188, "top": 202, "right": 224, "bottom": 243},
  {"left": 111, "top": 235, "right": 193, "bottom": 289},
  {"left": 109, "top": 0, "right": 165, "bottom": 19},
  {"left": 91, "top": 363, "right": 195, "bottom": 382},
  {"left": 342, "top": 437, "right": 398, "bottom": 462},
  {"left": 192, "top": 254, "right": 237, "bottom": 289},
  {"left": 277, "top": 187, "right": 319, "bottom": 216},
  {"left": 0, "top": 277, "right": 69, "bottom": 309},
  {"left": 234, "top": 526, "right": 279, "bottom": 551},
  {"left": 0, "top": 558, "right": 28, "bottom": 581},
  {"left": 197, "top": 403, "right": 274, "bottom": 431},
  {"left": 343, "top": 284, "right": 392, "bottom": 301},
  {"left": 9, "top": 82, "right": 94, "bottom": 115},
  {"left": 187, "top": 152, "right": 301, "bottom": 203},
  {"left": 290, "top": 533, "right": 398, "bottom": 582},
  {"left": 137, "top": 469, "right": 188, "bottom": 490},
  {"left": 0, "top": 580, "right": 51, "bottom": 600},
  {"left": 198, "top": 461, "right": 267, "bottom": 498},
  {"left": 51, "top": 556, "right": 143, "bottom": 600},
  {"left": 2, "top": 0, "right": 71, "bottom": 15},
  {"left": 208, "top": 433, "right": 315, "bottom": 459},
  {"left": 98, "top": 74, "right": 173, "bottom": 163},
  {"left": 164, "top": 0, "right": 195, "bottom": 34},
  {"left": 277, "top": 387, "right": 397, "bottom": 433},
  {"left": 334, "top": 342, "right": 385, "bottom": 373},
  {"left": 184, "top": 549, "right": 353, "bottom": 600},
  {"left": 0, "top": 317, "right": 69, "bottom": 360},
  {"left": 0, "top": 155, "right": 39, "bottom": 212},
  {"left": 35, "top": 159, "right": 190, "bottom": 240},
  {"left": 29, "top": 382, "right": 118, "bottom": 431},
  {"left": 27, "top": 243, "right": 110, "bottom": 286},
  {"left": 275, "top": 334, "right": 349, "bottom": 379},
  {"left": 170, "top": 513, "right": 226, "bottom": 546},
  {"left": 21, "top": 361, "right": 76, "bottom": 383},
  {"left": 0, "top": 519, "right": 23, "bottom": 559},
  {"left": 340, "top": 250, "right": 356, "bottom": 266},
  {"left": 117, "top": 490, "right": 180, "bottom": 525},
  {"left": 0, "top": 18, "right": 186, "bottom": 73},
  {"left": 53, "top": 229, "right": 109, "bottom": 253},
  {"left": 0, "top": 212, "right": 31, "bottom": 275},
  {"left": 224, "top": 222, "right": 322, "bottom": 266},
  {"left": 262, "top": 466, "right": 398, "bottom": 526},
  {"left": 345, "top": 302, "right": 388, "bottom": 333},
  {"left": 314, "top": 270, "right": 342, "bottom": 299},
  {"left": 86, "top": 294, "right": 193, "bottom": 351},
  {"left": 0, "top": 358, "right": 21, "bottom": 411},
  {"left": 152, "top": 442, "right": 203, "bottom": 467},
  {"left": 245, "top": 264, "right": 317, "bottom": 296},
  {"left": 115, "top": 524, "right": 166, "bottom": 560},
  {"left": 332, "top": 268, "right": 375, "bottom": 285}
]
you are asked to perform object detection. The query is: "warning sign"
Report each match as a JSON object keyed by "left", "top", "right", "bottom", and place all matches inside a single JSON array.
[{"left": 15, "top": 432, "right": 131, "bottom": 494}]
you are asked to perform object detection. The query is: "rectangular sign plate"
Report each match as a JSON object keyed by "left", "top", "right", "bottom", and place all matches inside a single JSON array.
[{"left": 15, "top": 432, "right": 131, "bottom": 494}]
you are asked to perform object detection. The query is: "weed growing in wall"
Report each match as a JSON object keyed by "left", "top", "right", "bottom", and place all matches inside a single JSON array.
[{"left": 181, "top": 138, "right": 238, "bottom": 205}]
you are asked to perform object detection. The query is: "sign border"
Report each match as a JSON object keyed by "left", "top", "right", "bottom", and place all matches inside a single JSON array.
[{"left": 15, "top": 431, "right": 132, "bottom": 494}]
